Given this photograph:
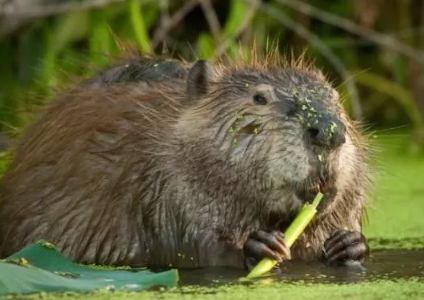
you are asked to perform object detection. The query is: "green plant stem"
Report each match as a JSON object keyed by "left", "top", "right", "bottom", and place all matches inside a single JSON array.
[
  {"left": 128, "top": 0, "right": 151, "bottom": 54},
  {"left": 245, "top": 192, "right": 323, "bottom": 279}
]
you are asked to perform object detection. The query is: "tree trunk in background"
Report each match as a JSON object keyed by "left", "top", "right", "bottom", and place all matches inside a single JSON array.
[
  {"left": 353, "top": 0, "right": 382, "bottom": 29},
  {"left": 0, "top": 0, "right": 63, "bottom": 38},
  {"left": 0, "top": 0, "right": 31, "bottom": 38}
]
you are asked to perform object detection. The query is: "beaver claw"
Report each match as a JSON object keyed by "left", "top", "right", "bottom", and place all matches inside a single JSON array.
[
  {"left": 243, "top": 230, "right": 291, "bottom": 271},
  {"left": 322, "top": 229, "right": 369, "bottom": 266}
]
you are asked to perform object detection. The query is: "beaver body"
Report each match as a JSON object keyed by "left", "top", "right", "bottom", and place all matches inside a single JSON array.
[{"left": 0, "top": 56, "right": 370, "bottom": 269}]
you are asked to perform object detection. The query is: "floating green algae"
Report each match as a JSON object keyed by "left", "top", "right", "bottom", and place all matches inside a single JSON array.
[
  {"left": 3, "top": 279, "right": 424, "bottom": 300},
  {"left": 363, "top": 133, "right": 424, "bottom": 246}
]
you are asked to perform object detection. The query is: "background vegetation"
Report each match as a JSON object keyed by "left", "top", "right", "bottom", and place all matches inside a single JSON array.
[
  {"left": 0, "top": 1, "right": 424, "bottom": 298},
  {"left": 0, "top": 0, "right": 424, "bottom": 151}
]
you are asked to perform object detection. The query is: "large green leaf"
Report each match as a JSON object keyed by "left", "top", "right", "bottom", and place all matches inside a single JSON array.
[{"left": 0, "top": 241, "right": 178, "bottom": 296}]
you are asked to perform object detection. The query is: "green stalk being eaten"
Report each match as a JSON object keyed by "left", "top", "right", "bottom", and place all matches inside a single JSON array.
[{"left": 245, "top": 192, "right": 324, "bottom": 279}]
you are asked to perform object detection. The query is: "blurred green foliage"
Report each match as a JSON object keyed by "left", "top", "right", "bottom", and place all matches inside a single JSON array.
[
  {"left": 0, "top": 151, "right": 12, "bottom": 180},
  {"left": 0, "top": 0, "right": 424, "bottom": 150}
]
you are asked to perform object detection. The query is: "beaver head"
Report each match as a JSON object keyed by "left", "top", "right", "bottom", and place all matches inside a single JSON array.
[{"left": 175, "top": 59, "right": 362, "bottom": 218}]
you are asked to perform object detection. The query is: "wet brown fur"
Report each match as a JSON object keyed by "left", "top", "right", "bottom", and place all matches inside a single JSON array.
[{"left": 0, "top": 51, "right": 371, "bottom": 268}]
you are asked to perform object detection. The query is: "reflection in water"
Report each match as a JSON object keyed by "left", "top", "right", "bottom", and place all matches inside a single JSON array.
[{"left": 178, "top": 250, "right": 424, "bottom": 286}]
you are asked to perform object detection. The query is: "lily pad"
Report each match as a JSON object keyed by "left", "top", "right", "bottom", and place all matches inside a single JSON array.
[{"left": 0, "top": 242, "right": 178, "bottom": 296}]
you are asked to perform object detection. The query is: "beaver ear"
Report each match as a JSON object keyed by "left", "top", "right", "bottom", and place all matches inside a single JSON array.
[{"left": 187, "top": 60, "right": 217, "bottom": 97}]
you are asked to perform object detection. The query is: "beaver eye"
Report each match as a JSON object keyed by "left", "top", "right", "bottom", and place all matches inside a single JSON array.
[{"left": 253, "top": 94, "right": 268, "bottom": 105}]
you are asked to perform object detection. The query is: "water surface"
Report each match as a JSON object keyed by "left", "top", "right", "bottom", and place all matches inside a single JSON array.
[{"left": 178, "top": 250, "right": 424, "bottom": 286}]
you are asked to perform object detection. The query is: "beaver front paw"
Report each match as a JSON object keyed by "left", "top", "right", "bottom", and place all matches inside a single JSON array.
[
  {"left": 243, "top": 230, "right": 291, "bottom": 271},
  {"left": 322, "top": 229, "right": 369, "bottom": 266}
]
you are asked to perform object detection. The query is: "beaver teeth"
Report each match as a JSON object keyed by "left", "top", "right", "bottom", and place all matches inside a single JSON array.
[{"left": 314, "top": 177, "right": 328, "bottom": 194}]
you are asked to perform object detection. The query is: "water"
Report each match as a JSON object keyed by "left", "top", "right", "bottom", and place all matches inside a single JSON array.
[{"left": 178, "top": 250, "right": 424, "bottom": 286}]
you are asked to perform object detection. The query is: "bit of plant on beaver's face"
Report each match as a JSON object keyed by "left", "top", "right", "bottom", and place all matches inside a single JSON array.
[{"left": 184, "top": 61, "right": 350, "bottom": 207}]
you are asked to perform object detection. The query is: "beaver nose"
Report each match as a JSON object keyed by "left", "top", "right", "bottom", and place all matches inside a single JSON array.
[{"left": 307, "top": 119, "right": 346, "bottom": 149}]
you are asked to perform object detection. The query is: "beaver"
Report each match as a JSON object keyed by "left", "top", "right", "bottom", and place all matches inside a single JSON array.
[
  {"left": 0, "top": 55, "right": 370, "bottom": 271},
  {"left": 81, "top": 56, "right": 190, "bottom": 86}
]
